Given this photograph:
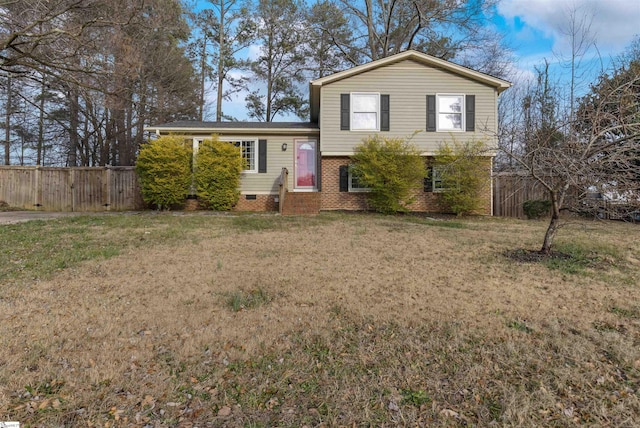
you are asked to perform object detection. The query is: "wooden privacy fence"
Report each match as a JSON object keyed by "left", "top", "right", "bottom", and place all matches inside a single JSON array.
[
  {"left": 0, "top": 166, "right": 145, "bottom": 212},
  {"left": 493, "top": 172, "right": 550, "bottom": 218}
]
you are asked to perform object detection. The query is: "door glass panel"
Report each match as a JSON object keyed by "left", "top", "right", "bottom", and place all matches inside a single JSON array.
[{"left": 296, "top": 141, "right": 316, "bottom": 188}]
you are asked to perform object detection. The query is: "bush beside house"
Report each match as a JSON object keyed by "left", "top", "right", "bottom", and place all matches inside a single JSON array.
[
  {"left": 351, "top": 136, "right": 427, "bottom": 214},
  {"left": 194, "top": 136, "right": 244, "bottom": 210},
  {"left": 434, "top": 141, "right": 489, "bottom": 216},
  {"left": 135, "top": 136, "right": 192, "bottom": 210}
]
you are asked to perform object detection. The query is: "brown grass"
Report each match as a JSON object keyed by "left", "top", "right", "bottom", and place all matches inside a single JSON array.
[{"left": 1, "top": 213, "right": 639, "bottom": 427}]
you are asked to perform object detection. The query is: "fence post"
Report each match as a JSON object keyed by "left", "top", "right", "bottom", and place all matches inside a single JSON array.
[
  {"left": 105, "top": 166, "right": 112, "bottom": 211},
  {"left": 34, "top": 166, "right": 41, "bottom": 210}
]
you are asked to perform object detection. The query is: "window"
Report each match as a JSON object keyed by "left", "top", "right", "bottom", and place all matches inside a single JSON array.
[
  {"left": 351, "top": 92, "right": 380, "bottom": 131},
  {"left": 339, "top": 165, "right": 370, "bottom": 192},
  {"left": 431, "top": 166, "right": 445, "bottom": 191},
  {"left": 222, "top": 139, "right": 257, "bottom": 172},
  {"left": 348, "top": 167, "right": 370, "bottom": 192},
  {"left": 437, "top": 94, "right": 464, "bottom": 131}
]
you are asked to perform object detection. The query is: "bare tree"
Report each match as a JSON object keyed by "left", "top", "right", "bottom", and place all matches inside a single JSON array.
[
  {"left": 553, "top": 2, "right": 598, "bottom": 123},
  {"left": 501, "top": 67, "right": 640, "bottom": 254},
  {"left": 330, "top": 0, "right": 507, "bottom": 73}
]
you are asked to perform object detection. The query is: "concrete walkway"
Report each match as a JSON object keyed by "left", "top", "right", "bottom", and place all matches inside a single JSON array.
[{"left": 0, "top": 211, "right": 91, "bottom": 225}]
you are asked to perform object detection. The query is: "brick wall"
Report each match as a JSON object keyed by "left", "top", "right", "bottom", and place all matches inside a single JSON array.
[
  {"left": 233, "top": 194, "right": 278, "bottom": 212},
  {"left": 321, "top": 157, "right": 369, "bottom": 210},
  {"left": 281, "top": 192, "right": 321, "bottom": 215},
  {"left": 320, "top": 156, "right": 492, "bottom": 215}
]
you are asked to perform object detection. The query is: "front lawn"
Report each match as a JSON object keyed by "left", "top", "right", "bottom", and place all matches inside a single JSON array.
[{"left": 1, "top": 213, "right": 639, "bottom": 426}]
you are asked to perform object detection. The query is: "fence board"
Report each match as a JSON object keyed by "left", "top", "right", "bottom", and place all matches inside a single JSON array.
[
  {"left": 0, "top": 166, "right": 144, "bottom": 212},
  {"left": 493, "top": 173, "right": 550, "bottom": 218},
  {"left": 0, "top": 167, "right": 37, "bottom": 209},
  {"left": 110, "top": 167, "right": 145, "bottom": 211}
]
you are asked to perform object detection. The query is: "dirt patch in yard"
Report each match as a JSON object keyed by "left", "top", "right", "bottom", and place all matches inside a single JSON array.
[{"left": 1, "top": 214, "right": 639, "bottom": 426}]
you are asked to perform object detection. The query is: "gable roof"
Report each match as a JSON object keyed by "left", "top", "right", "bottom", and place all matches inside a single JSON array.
[{"left": 309, "top": 49, "right": 511, "bottom": 122}]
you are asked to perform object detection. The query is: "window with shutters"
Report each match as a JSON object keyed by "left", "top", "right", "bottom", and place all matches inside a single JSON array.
[
  {"left": 217, "top": 139, "right": 258, "bottom": 172},
  {"left": 437, "top": 94, "right": 464, "bottom": 131},
  {"left": 348, "top": 167, "right": 370, "bottom": 192},
  {"left": 351, "top": 93, "right": 380, "bottom": 131}
]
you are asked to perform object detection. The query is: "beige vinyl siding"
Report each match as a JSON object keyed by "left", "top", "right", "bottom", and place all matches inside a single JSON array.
[
  {"left": 180, "top": 133, "right": 316, "bottom": 194},
  {"left": 238, "top": 135, "right": 301, "bottom": 194},
  {"left": 319, "top": 59, "right": 498, "bottom": 154}
]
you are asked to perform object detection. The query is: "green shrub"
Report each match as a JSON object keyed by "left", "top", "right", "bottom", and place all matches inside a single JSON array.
[
  {"left": 351, "top": 135, "right": 426, "bottom": 214},
  {"left": 523, "top": 199, "right": 552, "bottom": 219},
  {"left": 194, "top": 136, "right": 244, "bottom": 210},
  {"left": 135, "top": 135, "right": 192, "bottom": 210},
  {"left": 433, "top": 141, "right": 488, "bottom": 216}
]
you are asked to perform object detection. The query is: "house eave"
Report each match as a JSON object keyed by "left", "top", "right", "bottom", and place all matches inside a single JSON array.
[
  {"left": 146, "top": 127, "right": 320, "bottom": 135},
  {"left": 310, "top": 50, "right": 512, "bottom": 92}
]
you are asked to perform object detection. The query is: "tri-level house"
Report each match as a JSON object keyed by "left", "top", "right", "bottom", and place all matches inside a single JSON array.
[{"left": 148, "top": 50, "right": 511, "bottom": 215}]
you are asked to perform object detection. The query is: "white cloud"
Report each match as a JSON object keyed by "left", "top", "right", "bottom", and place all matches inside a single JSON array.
[{"left": 498, "top": 0, "right": 640, "bottom": 55}]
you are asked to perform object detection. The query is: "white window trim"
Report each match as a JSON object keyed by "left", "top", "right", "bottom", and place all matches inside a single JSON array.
[
  {"left": 350, "top": 92, "right": 380, "bottom": 132},
  {"left": 431, "top": 165, "right": 447, "bottom": 192},
  {"left": 196, "top": 137, "right": 258, "bottom": 173},
  {"left": 436, "top": 93, "right": 465, "bottom": 132},
  {"left": 348, "top": 168, "right": 371, "bottom": 192}
]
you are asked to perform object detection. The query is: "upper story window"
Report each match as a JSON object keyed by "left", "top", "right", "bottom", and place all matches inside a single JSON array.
[
  {"left": 437, "top": 94, "right": 464, "bottom": 131},
  {"left": 351, "top": 93, "right": 380, "bottom": 131}
]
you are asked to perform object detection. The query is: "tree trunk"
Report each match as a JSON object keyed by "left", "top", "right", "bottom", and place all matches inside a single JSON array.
[
  {"left": 216, "top": 1, "right": 225, "bottom": 121},
  {"left": 37, "top": 75, "right": 45, "bottom": 165},
  {"left": 68, "top": 87, "right": 80, "bottom": 166},
  {"left": 541, "top": 212, "right": 560, "bottom": 255},
  {"left": 540, "top": 189, "right": 564, "bottom": 254},
  {"left": 200, "top": 36, "right": 207, "bottom": 121},
  {"left": 4, "top": 73, "right": 11, "bottom": 165}
]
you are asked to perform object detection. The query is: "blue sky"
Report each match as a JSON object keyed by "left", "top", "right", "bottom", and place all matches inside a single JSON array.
[
  {"left": 198, "top": 0, "right": 640, "bottom": 120},
  {"left": 495, "top": 0, "right": 640, "bottom": 81}
]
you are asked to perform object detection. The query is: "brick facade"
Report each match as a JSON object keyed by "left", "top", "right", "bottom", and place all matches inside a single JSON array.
[
  {"left": 320, "top": 156, "right": 492, "bottom": 215},
  {"left": 281, "top": 192, "right": 321, "bottom": 215},
  {"left": 233, "top": 194, "right": 278, "bottom": 212},
  {"left": 194, "top": 156, "right": 492, "bottom": 215}
]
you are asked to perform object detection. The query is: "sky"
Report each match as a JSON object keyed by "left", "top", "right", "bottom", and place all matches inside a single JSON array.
[
  {"left": 200, "top": 0, "right": 640, "bottom": 121},
  {"left": 495, "top": 0, "right": 640, "bottom": 82}
]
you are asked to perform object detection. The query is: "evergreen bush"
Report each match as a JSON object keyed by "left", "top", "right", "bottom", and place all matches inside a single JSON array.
[
  {"left": 434, "top": 141, "right": 488, "bottom": 216},
  {"left": 194, "top": 136, "right": 244, "bottom": 210},
  {"left": 523, "top": 199, "right": 552, "bottom": 219},
  {"left": 351, "top": 135, "right": 426, "bottom": 214},
  {"left": 135, "top": 135, "right": 192, "bottom": 210}
]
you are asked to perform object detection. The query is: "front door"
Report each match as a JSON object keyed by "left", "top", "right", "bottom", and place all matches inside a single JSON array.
[{"left": 295, "top": 140, "right": 316, "bottom": 189}]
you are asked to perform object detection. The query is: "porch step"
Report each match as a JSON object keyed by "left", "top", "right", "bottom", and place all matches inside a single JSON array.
[{"left": 281, "top": 191, "right": 321, "bottom": 215}]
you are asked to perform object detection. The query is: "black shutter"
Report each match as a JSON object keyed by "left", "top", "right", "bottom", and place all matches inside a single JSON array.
[
  {"left": 424, "top": 166, "right": 433, "bottom": 192},
  {"left": 340, "top": 94, "right": 350, "bottom": 130},
  {"left": 466, "top": 95, "right": 475, "bottom": 132},
  {"left": 426, "top": 95, "right": 436, "bottom": 132},
  {"left": 258, "top": 139, "right": 267, "bottom": 173},
  {"left": 339, "top": 165, "right": 349, "bottom": 192},
  {"left": 380, "top": 94, "right": 390, "bottom": 131}
]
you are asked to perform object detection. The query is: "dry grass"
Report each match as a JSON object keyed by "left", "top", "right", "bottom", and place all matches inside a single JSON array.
[{"left": 1, "top": 213, "right": 639, "bottom": 427}]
